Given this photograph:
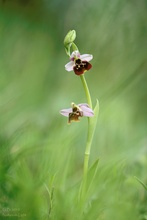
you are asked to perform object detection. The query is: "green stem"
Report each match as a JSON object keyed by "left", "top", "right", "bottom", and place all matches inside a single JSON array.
[
  {"left": 80, "top": 75, "right": 92, "bottom": 108},
  {"left": 80, "top": 74, "right": 93, "bottom": 200}
]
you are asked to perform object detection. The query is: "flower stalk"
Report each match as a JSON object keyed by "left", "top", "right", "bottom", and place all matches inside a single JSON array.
[
  {"left": 80, "top": 75, "right": 92, "bottom": 108},
  {"left": 79, "top": 75, "right": 95, "bottom": 202},
  {"left": 62, "top": 30, "right": 99, "bottom": 205}
]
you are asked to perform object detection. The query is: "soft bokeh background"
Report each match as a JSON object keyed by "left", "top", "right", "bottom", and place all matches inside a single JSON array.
[{"left": 0, "top": 0, "right": 147, "bottom": 219}]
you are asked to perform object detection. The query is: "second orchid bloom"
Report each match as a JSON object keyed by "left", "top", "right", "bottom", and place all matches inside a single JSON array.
[
  {"left": 65, "top": 50, "right": 93, "bottom": 75},
  {"left": 60, "top": 102, "right": 94, "bottom": 124}
]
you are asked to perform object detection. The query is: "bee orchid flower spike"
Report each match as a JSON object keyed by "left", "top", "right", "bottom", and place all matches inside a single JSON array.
[{"left": 61, "top": 30, "right": 99, "bottom": 203}]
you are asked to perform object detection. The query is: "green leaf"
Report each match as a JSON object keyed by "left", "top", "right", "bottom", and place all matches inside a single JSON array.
[
  {"left": 44, "top": 173, "right": 57, "bottom": 215},
  {"left": 134, "top": 176, "right": 147, "bottom": 190},
  {"left": 93, "top": 99, "right": 99, "bottom": 121},
  {"left": 86, "top": 158, "right": 99, "bottom": 192},
  {"left": 88, "top": 99, "right": 99, "bottom": 141}
]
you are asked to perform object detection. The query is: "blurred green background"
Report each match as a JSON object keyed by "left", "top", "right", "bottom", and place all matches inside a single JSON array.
[{"left": 0, "top": 0, "right": 147, "bottom": 219}]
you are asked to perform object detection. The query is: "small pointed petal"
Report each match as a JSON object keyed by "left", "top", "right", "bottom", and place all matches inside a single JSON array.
[
  {"left": 60, "top": 108, "right": 72, "bottom": 117},
  {"left": 80, "top": 54, "right": 93, "bottom": 62},
  {"left": 65, "top": 61, "right": 74, "bottom": 71},
  {"left": 70, "top": 50, "right": 80, "bottom": 60}
]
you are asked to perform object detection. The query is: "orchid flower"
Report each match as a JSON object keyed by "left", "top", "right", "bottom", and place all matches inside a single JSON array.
[
  {"left": 65, "top": 50, "right": 93, "bottom": 75},
  {"left": 60, "top": 102, "right": 94, "bottom": 124}
]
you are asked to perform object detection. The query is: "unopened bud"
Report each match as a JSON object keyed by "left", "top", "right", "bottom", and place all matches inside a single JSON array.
[{"left": 64, "top": 30, "right": 76, "bottom": 46}]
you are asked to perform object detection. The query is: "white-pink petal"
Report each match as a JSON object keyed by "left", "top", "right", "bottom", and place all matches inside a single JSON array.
[
  {"left": 60, "top": 108, "right": 72, "bottom": 117},
  {"left": 65, "top": 61, "right": 74, "bottom": 71},
  {"left": 78, "top": 103, "right": 90, "bottom": 108},
  {"left": 78, "top": 104, "right": 94, "bottom": 117},
  {"left": 80, "top": 54, "right": 93, "bottom": 62}
]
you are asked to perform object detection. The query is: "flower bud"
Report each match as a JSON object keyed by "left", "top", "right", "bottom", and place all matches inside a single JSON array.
[{"left": 64, "top": 30, "right": 76, "bottom": 47}]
